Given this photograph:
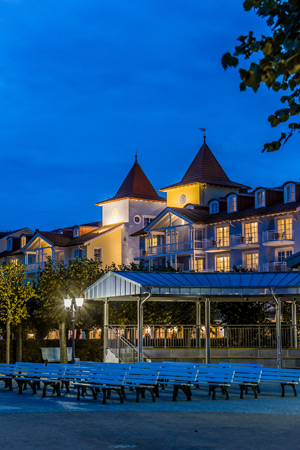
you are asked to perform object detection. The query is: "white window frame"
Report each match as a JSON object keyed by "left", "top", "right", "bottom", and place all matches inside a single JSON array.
[
  {"left": 73, "top": 248, "right": 83, "bottom": 259},
  {"left": 215, "top": 255, "right": 230, "bottom": 272},
  {"left": 243, "top": 252, "right": 259, "bottom": 270},
  {"left": 73, "top": 227, "right": 80, "bottom": 238},
  {"left": 93, "top": 247, "right": 102, "bottom": 263},
  {"left": 284, "top": 183, "right": 296, "bottom": 203},
  {"left": 275, "top": 247, "right": 293, "bottom": 262},
  {"left": 227, "top": 194, "right": 237, "bottom": 213},
  {"left": 255, "top": 189, "right": 266, "bottom": 208},
  {"left": 209, "top": 201, "right": 219, "bottom": 214},
  {"left": 21, "top": 236, "right": 26, "bottom": 248}
]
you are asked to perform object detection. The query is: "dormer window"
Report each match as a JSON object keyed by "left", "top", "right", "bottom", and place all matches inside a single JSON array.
[
  {"left": 21, "top": 236, "right": 26, "bottom": 248},
  {"left": 210, "top": 201, "right": 219, "bottom": 214},
  {"left": 57, "top": 229, "right": 64, "bottom": 235},
  {"left": 227, "top": 195, "right": 237, "bottom": 213},
  {"left": 7, "top": 238, "right": 12, "bottom": 251},
  {"left": 255, "top": 189, "right": 265, "bottom": 208},
  {"left": 73, "top": 227, "right": 80, "bottom": 238},
  {"left": 285, "top": 183, "right": 296, "bottom": 203}
]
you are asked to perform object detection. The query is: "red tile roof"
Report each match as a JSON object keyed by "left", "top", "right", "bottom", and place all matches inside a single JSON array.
[
  {"left": 96, "top": 160, "right": 166, "bottom": 204},
  {"left": 161, "top": 142, "right": 249, "bottom": 191}
]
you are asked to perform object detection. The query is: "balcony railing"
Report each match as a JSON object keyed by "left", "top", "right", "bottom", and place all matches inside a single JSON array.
[
  {"left": 233, "top": 264, "right": 260, "bottom": 272},
  {"left": 231, "top": 233, "right": 259, "bottom": 246},
  {"left": 27, "top": 261, "right": 49, "bottom": 271},
  {"left": 203, "top": 238, "right": 230, "bottom": 250},
  {"left": 263, "top": 262, "right": 291, "bottom": 272},
  {"left": 263, "top": 229, "right": 294, "bottom": 243},
  {"left": 145, "top": 241, "right": 193, "bottom": 256}
]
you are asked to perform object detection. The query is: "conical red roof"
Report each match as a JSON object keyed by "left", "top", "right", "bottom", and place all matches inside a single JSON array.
[
  {"left": 97, "top": 160, "right": 166, "bottom": 205},
  {"left": 161, "top": 142, "right": 249, "bottom": 191}
]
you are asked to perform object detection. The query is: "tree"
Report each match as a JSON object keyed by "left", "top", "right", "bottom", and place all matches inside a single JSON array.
[
  {"left": 0, "top": 262, "right": 35, "bottom": 363},
  {"left": 222, "top": 0, "right": 300, "bottom": 152},
  {"left": 35, "top": 258, "right": 102, "bottom": 362}
]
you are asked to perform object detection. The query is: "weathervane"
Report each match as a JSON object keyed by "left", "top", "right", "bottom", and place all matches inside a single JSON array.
[{"left": 199, "top": 127, "right": 208, "bottom": 143}]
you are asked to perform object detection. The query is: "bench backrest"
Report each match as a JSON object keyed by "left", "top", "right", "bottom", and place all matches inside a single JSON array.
[
  {"left": 124, "top": 367, "right": 159, "bottom": 386},
  {"left": 260, "top": 368, "right": 300, "bottom": 383},
  {"left": 196, "top": 367, "right": 235, "bottom": 384}
]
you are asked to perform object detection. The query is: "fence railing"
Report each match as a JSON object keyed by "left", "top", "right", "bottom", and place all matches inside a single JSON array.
[
  {"left": 108, "top": 324, "right": 299, "bottom": 349},
  {"left": 263, "top": 229, "right": 294, "bottom": 243},
  {"left": 107, "top": 325, "right": 139, "bottom": 363}
]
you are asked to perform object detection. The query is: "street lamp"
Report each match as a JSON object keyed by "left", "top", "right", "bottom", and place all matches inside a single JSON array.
[{"left": 64, "top": 296, "right": 84, "bottom": 363}]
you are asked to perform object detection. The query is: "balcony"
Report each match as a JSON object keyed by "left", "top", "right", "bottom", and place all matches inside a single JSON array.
[
  {"left": 231, "top": 234, "right": 259, "bottom": 249},
  {"left": 143, "top": 241, "right": 193, "bottom": 257},
  {"left": 232, "top": 264, "right": 260, "bottom": 272},
  {"left": 262, "top": 230, "right": 294, "bottom": 247},
  {"left": 263, "top": 262, "right": 295, "bottom": 272},
  {"left": 203, "top": 238, "right": 230, "bottom": 253},
  {"left": 27, "top": 261, "right": 49, "bottom": 272}
]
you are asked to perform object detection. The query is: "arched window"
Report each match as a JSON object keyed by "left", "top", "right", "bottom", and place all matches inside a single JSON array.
[
  {"left": 7, "top": 238, "right": 12, "bottom": 251},
  {"left": 255, "top": 189, "right": 265, "bottom": 208},
  {"left": 209, "top": 201, "right": 219, "bottom": 214},
  {"left": 227, "top": 195, "right": 237, "bottom": 213},
  {"left": 284, "top": 183, "right": 296, "bottom": 203}
]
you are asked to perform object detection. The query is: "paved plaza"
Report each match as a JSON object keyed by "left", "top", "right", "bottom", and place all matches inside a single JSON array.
[{"left": 1, "top": 382, "right": 300, "bottom": 449}]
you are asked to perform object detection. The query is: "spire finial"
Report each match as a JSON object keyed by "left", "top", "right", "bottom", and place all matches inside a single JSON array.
[
  {"left": 135, "top": 149, "right": 138, "bottom": 163},
  {"left": 199, "top": 127, "right": 208, "bottom": 143}
]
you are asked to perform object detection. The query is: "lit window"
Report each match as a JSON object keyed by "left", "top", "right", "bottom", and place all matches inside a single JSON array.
[
  {"left": 21, "top": 236, "right": 26, "bottom": 248},
  {"left": 244, "top": 222, "right": 258, "bottom": 243},
  {"left": 227, "top": 195, "right": 237, "bottom": 213},
  {"left": 94, "top": 248, "right": 102, "bottom": 262},
  {"left": 73, "top": 227, "right": 80, "bottom": 238},
  {"left": 256, "top": 190, "right": 265, "bottom": 208},
  {"left": 245, "top": 253, "right": 259, "bottom": 271},
  {"left": 216, "top": 256, "right": 230, "bottom": 272},
  {"left": 216, "top": 227, "right": 229, "bottom": 247},
  {"left": 285, "top": 183, "right": 296, "bottom": 203},
  {"left": 210, "top": 201, "right": 219, "bottom": 214},
  {"left": 195, "top": 259, "right": 204, "bottom": 272},
  {"left": 277, "top": 218, "right": 293, "bottom": 240}
]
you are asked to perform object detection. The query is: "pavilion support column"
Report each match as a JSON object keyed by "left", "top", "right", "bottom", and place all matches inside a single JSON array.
[
  {"left": 205, "top": 298, "right": 211, "bottom": 364},
  {"left": 196, "top": 300, "right": 201, "bottom": 361},
  {"left": 103, "top": 299, "right": 109, "bottom": 363},
  {"left": 137, "top": 296, "right": 144, "bottom": 362},
  {"left": 274, "top": 295, "right": 282, "bottom": 368},
  {"left": 292, "top": 300, "right": 298, "bottom": 348}
]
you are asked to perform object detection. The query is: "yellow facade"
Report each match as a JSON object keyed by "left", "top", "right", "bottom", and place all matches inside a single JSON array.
[
  {"left": 86, "top": 227, "right": 123, "bottom": 268},
  {"left": 165, "top": 183, "right": 201, "bottom": 208}
]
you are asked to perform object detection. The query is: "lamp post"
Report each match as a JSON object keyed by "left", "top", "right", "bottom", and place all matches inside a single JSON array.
[{"left": 63, "top": 296, "right": 84, "bottom": 363}]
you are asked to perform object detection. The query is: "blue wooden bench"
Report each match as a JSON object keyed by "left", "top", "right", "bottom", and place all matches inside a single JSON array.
[
  {"left": 14, "top": 363, "right": 65, "bottom": 396},
  {"left": 0, "top": 363, "right": 16, "bottom": 391},
  {"left": 259, "top": 368, "right": 300, "bottom": 397},
  {"left": 196, "top": 366, "right": 235, "bottom": 400},
  {"left": 157, "top": 367, "right": 198, "bottom": 401},
  {"left": 219, "top": 363, "right": 262, "bottom": 399}
]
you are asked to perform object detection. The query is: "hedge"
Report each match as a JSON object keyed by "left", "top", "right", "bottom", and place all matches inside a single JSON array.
[{"left": 0, "top": 339, "right": 103, "bottom": 363}]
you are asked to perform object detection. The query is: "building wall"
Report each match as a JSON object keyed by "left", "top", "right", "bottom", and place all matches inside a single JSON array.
[
  {"left": 86, "top": 227, "right": 123, "bottom": 268},
  {"left": 166, "top": 184, "right": 201, "bottom": 208},
  {"left": 102, "top": 199, "right": 129, "bottom": 226}
]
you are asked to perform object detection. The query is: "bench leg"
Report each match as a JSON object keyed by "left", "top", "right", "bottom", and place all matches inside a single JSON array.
[
  {"left": 172, "top": 385, "right": 179, "bottom": 402},
  {"left": 251, "top": 385, "right": 258, "bottom": 399},
  {"left": 102, "top": 388, "right": 107, "bottom": 404},
  {"left": 148, "top": 388, "right": 156, "bottom": 402},
  {"left": 90, "top": 387, "right": 98, "bottom": 400},
  {"left": 135, "top": 387, "right": 141, "bottom": 403},
  {"left": 210, "top": 386, "right": 216, "bottom": 401},
  {"left": 281, "top": 383, "right": 286, "bottom": 398},
  {"left": 154, "top": 384, "right": 159, "bottom": 398},
  {"left": 77, "top": 386, "right": 81, "bottom": 401},
  {"left": 240, "top": 385, "right": 244, "bottom": 400}
]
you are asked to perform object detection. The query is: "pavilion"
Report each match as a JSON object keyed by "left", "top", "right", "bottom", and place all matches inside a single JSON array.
[{"left": 84, "top": 271, "right": 300, "bottom": 367}]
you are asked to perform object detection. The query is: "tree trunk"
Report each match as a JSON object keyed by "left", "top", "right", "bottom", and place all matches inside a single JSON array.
[
  {"left": 59, "top": 322, "right": 68, "bottom": 363},
  {"left": 16, "top": 325, "right": 23, "bottom": 362},
  {"left": 6, "top": 320, "right": 11, "bottom": 364}
]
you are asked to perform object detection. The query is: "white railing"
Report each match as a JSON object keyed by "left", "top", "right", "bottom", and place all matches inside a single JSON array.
[
  {"left": 27, "top": 261, "right": 49, "bottom": 271},
  {"left": 263, "top": 229, "right": 294, "bottom": 243},
  {"left": 203, "top": 238, "right": 230, "bottom": 250},
  {"left": 231, "top": 234, "right": 259, "bottom": 246},
  {"left": 147, "top": 241, "right": 192, "bottom": 256},
  {"left": 263, "top": 262, "right": 290, "bottom": 272}
]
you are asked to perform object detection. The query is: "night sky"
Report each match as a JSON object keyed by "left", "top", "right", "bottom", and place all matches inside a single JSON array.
[{"left": 0, "top": 0, "right": 299, "bottom": 231}]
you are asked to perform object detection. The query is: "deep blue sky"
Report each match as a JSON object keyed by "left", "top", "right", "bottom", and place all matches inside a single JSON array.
[{"left": 0, "top": 0, "right": 299, "bottom": 231}]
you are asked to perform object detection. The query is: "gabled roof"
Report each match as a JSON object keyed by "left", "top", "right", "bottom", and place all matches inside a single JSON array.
[
  {"left": 161, "top": 142, "right": 249, "bottom": 191},
  {"left": 96, "top": 159, "right": 166, "bottom": 205}
]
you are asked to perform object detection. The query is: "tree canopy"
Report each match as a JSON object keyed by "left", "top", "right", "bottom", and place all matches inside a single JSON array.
[{"left": 222, "top": 0, "right": 300, "bottom": 152}]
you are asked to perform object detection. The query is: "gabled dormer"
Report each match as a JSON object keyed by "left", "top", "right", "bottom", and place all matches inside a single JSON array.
[
  {"left": 227, "top": 194, "right": 237, "bottom": 213},
  {"left": 209, "top": 200, "right": 219, "bottom": 214},
  {"left": 254, "top": 187, "right": 283, "bottom": 209},
  {"left": 255, "top": 189, "right": 265, "bottom": 208},
  {"left": 283, "top": 181, "right": 299, "bottom": 203}
]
